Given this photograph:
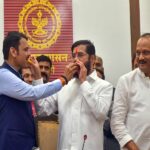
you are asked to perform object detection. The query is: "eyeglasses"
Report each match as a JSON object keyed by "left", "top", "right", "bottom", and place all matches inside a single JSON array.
[
  {"left": 72, "top": 52, "right": 88, "bottom": 58},
  {"left": 136, "top": 50, "right": 150, "bottom": 57}
]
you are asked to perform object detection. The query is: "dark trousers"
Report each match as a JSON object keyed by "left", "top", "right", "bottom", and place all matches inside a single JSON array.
[{"left": 103, "top": 119, "right": 120, "bottom": 150}]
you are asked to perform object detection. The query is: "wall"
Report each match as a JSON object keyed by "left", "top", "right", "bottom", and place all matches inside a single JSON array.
[
  {"left": 0, "top": 0, "right": 132, "bottom": 86},
  {"left": 140, "top": 0, "right": 150, "bottom": 34},
  {"left": 72, "top": 0, "right": 131, "bottom": 86}
]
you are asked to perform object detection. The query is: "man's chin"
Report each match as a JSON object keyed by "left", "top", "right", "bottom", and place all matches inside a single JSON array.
[
  {"left": 42, "top": 76, "right": 48, "bottom": 83},
  {"left": 139, "top": 65, "right": 150, "bottom": 74},
  {"left": 139, "top": 63, "right": 147, "bottom": 69},
  {"left": 42, "top": 77, "right": 47, "bottom": 83}
]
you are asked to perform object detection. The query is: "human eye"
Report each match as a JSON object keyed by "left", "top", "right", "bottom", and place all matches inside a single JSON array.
[
  {"left": 24, "top": 74, "right": 29, "bottom": 78},
  {"left": 78, "top": 52, "right": 84, "bottom": 57},
  {"left": 136, "top": 51, "right": 140, "bottom": 57},
  {"left": 143, "top": 50, "right": 150, "bottom": 55},
  {"left": 45, "top": 66, "right": 49, "bottom": 70}
]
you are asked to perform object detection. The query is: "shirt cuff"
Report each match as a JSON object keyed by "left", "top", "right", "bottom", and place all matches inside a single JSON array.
[
  {"left": 32, "top": 78, "right": 43, "bottom": 86},
  {"left": 120, "top": 134, "right": 133, "bottom": 148}
]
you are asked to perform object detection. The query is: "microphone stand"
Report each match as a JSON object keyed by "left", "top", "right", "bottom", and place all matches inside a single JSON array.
[{"left": 82, "top": 135, "right": 87, "bottom": 150}]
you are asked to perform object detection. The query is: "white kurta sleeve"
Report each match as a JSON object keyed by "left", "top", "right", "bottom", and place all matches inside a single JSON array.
[
  {"left": 33, "top": 79, "right": 58, "bottom": 116},
  {"left": 80, "top": 80, "right": 113, "bottom": 121},
  {"left": 111, "top": 76, "right": 133, "bottom": 148}
]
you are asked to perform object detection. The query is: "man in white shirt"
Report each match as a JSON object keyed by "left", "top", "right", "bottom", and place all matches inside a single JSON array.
[
  {"left": 36, "top": 55, "right": 52, "bottom": 83},
  {"left": 111, "top": 33, "right": 150, "bottom": 150},
  {"left": 35, "top": 40, "right": 113, "bottom": 150}
]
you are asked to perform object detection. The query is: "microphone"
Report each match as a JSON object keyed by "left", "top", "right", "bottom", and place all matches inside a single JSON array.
[{"left": 82, "top": 134, "right": 87, "bottom": 150}]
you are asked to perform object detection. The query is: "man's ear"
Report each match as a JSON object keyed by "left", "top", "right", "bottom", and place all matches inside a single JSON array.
[{"left": 10, "top": 47, "right": 17, "bottom": 58}]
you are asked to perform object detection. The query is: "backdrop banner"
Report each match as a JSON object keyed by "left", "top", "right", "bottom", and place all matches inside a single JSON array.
[{"left": 4, "top": 0, "right": 73, "bottom": 80}]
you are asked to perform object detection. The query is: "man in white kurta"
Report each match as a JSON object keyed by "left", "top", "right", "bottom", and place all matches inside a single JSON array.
[
  {"left": 35, "top": 40, "right": 113, "bottom": 150},
  {"left": 111, "top": 33, "right": 150, "bottom": 150}
]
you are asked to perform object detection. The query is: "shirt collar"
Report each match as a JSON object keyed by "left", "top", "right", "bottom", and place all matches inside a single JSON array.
[{"left": 87, "top": 70, "right": 98, "bottom": 81}]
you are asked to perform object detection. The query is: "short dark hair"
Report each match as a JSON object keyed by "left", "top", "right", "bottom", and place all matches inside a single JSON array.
[
  {"left": 71, "top": 40, "right": 95, "bottom": 56},
  {"left": 141, "top": 33, "right": 150, "bottom": 38},
  {"left": 3, "top": 31, "right": 28, "bottom": 60},
  {"left": 36, "top": 55, "right": 52, "bottom": 68}
]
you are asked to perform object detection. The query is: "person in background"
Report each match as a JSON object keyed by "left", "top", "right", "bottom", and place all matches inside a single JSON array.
[
  {"left": 35, "top": 40, "right": 113, "bottom": 150},
  {"left": 36, "top": 55, "right": 60, "bottom": 116},
  {"left": 111, "top": 33, "right": 150, "bottom": 150},
  {"left": 0, "top": 31, "right": 77, "bottom": 150},
  {"left": 21, "top": 66, "right": 34, "bottom": 85},
  {"left": 94, "top": 55, "right": 120, "bottom": 150},
  {"left": 132, "top": 52, "right": 138, "bottom": 69},
  {"left": 94, "top": 55, "right": 105, "bottom": 79},
  {"left": 95, "top": 68, "right": 105, "bottom": 79},
  {"left": 94, "top": 55, "right": 104, "bottom": 70},
  {"left": 37, "top": 55, "right": 52, "bottom": 83}
]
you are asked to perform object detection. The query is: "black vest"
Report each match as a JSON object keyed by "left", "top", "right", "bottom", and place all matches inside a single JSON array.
[{"left": 0, "top": 62, "right": 36, "bottom": 150}]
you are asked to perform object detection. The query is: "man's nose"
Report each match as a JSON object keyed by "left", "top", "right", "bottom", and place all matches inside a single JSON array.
[
  {"left": 41, "top": 67, "right": 46, "bottom": 72},
  {"left": 138, "top": 52, "right": 145, "bottom": 60},
  {"left": 74, "top": 57, "right": 78, "bottom": 61},
  {"left": 27, "top": 51, "right": 31, "bottom": 57},
  {"left": 74, "top": 56, "right": 80, "bottom": 62}
]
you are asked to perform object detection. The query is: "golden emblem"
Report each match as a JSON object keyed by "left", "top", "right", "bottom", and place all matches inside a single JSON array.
[
  {"left": 32, "top": 10, "right": 48, "bottom": 37},
  {"left": 18, "top": 0, "right": 62, "bottom": 49}
]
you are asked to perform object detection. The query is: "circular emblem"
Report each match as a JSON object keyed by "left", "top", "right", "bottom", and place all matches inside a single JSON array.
[{"left": 18, "top": 0, "right": 62, "bottom": 49}]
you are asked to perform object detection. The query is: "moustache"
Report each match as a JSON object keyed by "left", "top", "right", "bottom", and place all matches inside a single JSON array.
[
  {"left": 41, "top": 72, "right": 48, "bottom": 78},
  {"left": 139, "top": 60, "right": 147, "bottom": 64}
]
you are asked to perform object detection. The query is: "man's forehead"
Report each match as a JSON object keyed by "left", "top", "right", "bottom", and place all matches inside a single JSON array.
[
  {"left": 39, "top": 61, "right": 50, "bottom": 67},
  {"left": 137, "top": 37, "right": 150, "bottom": 49},
  {"left": 19, "top": 37, "right": 28, "bottom": 44},
  {"left": 95, "top": 60, "right": 102, "bottom": 65},
  {"left": 19, "top": 38, "right": 29, "bottom": 47},
  {"left": 138, "top": 37, "right": 150, "bottom": 43},
  {"left": 73, "top": 45, "right": 87, "bottom": 52},
  {"left": 22, "top": 68, "right": 32, "bottom": 73}
]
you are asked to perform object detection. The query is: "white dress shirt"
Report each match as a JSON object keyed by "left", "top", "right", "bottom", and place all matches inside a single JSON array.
[
  {"left": 111, "top": 68, "right": 150, "bottom": 150},
  {"left": 35, "top": 70, "right": 113, "bottom": 150}
]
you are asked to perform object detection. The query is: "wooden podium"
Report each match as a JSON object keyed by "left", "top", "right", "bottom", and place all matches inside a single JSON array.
[{"left": 36, "top": 114, "right": 59, "bottom": 150}]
